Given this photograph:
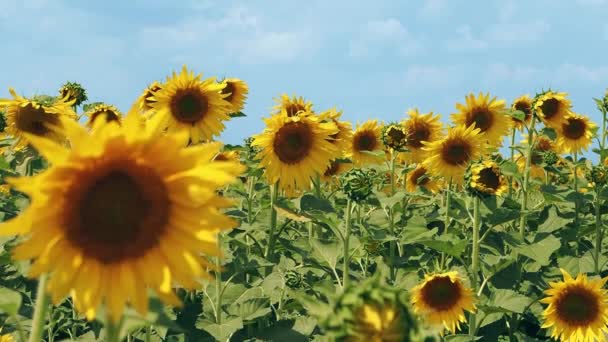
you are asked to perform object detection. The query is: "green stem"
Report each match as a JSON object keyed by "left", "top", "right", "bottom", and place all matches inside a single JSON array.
[
  {"left": 469, "top": 197, "right": 481, "bottom": 338},
  {"left": 264, "top": 183, "right": 279, "bottom": 261},
  {"left": 518, "top": 114, "right": 537, "bottom": 240},
  {"left": 573, "top": 152, "right": 579, "bottom": 226},
  {"left": 245, "top": 176, "right": 255, "bottom": 283},
  {"left": 595, "top": 190, "right": 603, "bottom": 275},
  {"left": 342, "top": 199, "right": 353, "bottom": 289},
  {"left": 28, "top": 273, "right": 50, "bottom": 342},
  {"left": 314, "top": 173, "right": 322, "bottom": 198},
  {"left": 440, "top": 179, "right": 452, "bottom": 269},
  {"left": 104, "top": 317, "right": 121, "bottom": 342},
  {"left": 389, "top": 152, "right": 397, "bottom": 281},
  {"left": 390, "top": 151, "right": 396, "bottom": 195},
  {"left": 215, "top": 233, "right": 223, "bottom": 325}
]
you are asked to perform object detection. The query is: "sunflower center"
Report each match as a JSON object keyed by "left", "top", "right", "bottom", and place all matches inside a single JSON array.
[
  {"left": 478, "top": 167, "right": 500, "bottom": 190},
  {"left": 15, "top": 103, "right": 59, "bottom": 136},
  {"left": 407, "top": 124, "right": 430, "bottom": 148},
  {"left": 540, "top": 98, "right": 559, "bottom": 119},
  {"left": 563, "top": 119, "right": 586, "bottom": 140},
  {"left": 65, "top": 164, "right": 169, "bottom": 264},
  {"left": 273, "top": 121, "right": 313, "bottom": 164},
  {"left": 556, "top": 286, "right": 599, "bottom": 326},
  {"left": 171, "top": 90, "right": 208, "bottom": 123},
  {"left": 411, "top": 167, "right": 429, "bottom": 185},
  {"left": 514, "top": 102, "right": 532, "bottom": 122},
  {"left": 386, "top": 126, "right": 406, "bottom": 145},
  {"left": 441, "top": 139, "right": 471, "bottom": 166},
  {"left": 467, "top": 109, "right": 493, "bottom": 132},
  {"left": 355, "top": 132, "right": 377, "bottom": 151},
  {"left": 324, "top": 160, "right": 340, "bottom": 177},
  {"left": 221, "top": 82, "right": 236, "bottom": 103},
  {"left": 421, "top": 276, "right": 462, "bottom": 311}
]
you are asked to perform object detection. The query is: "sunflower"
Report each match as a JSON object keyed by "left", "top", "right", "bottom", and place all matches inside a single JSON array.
[
  {"left": 213, "top": 150, "right": 240, "bottom": 163},
  {"left": 150, "top": 66, "right": 232, "bottom": 145},
  {"left": 0, "top": 334, "right": 13, "bottom": 342},
  {"left": 219, "top": 78, "right": 249, "bottom": 114},
  {"left": 252, "top": 113, "right": 338, "bottom": 195},
  {"left": 422, "top": 125, "right": 484, "bottom": 182},
  {"left": 452, "top": 92, "right": 510, "bottom": 147},
  {"left": 0, "top": 88, "right": 77, "bottom": 150},
  {"left": 399, "top": 109, "right": 443, "bottom": 164},
  {"left": 136, "top": 81, "right": 163, "bottom": 112},
  {"left": 0, "top": 110, "right": 244, "bottom": 322},
  {"left": 405, "top": 165, "right": 442, "bottom": 193},
  {"left": 411, "top": 271, "right": 476, "bottom": 334},
  {"left": 347, "top": 302, "right": 405, "bottom": 342},
  {"left": 272, "top": 94, "right": 314, "bottom": 117},
  {"left": 349, "top": 120, "right": 384, "bottom": 166},
  {"left": 319, "top": 108, "right": 353, "bottom": 154},
  {"left": 322, "top": 159, "right": 352, "bottom": 183},
  {"left": 535, "top": 91, "right": 572, "bottom": 129},
  {"left": 0, "top": 184, "right": 10, "bottom": 196},
  {"left": 85, "top": 104, "right": 122, "bottom": 128},
  {"left": 516, "top": 135, "right": 562, "bottom": 179},
  {"left": 467, "top": 160, "right": 508, "bottom": 196},
  {"left": 541, "top": 269, "right": 608, "bottom": 342},
  {"left": 511, "top": 95, "right": 533, "bottom": 130},
  {"left": 556, "top": 113, "right": 596, "bottom": 154}
]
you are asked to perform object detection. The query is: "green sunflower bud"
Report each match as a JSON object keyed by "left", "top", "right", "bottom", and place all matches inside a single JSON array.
[
  {"left": 341, "top": 169, "right": 374, "bottom": 203},
  {"left": 284, "top": 270, "right": 303, "bottom": 289},
  {"left": 59, "top": 81, "right": 88, "bottom": 107},
  {"left": 591, "top": 165, "right": 608, "bottom": 186},
  {"left": 381, "top": 123, "right": 408, "bottom": 151},
  {"left": 543, "top": 150, "right": 559, "bottom": 166}
]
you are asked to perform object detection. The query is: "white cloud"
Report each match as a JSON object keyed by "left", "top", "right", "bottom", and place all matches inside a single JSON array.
[
  {"left": 576, "top": 0, "right": 606, "bottom": 4},
  {"left": 483, "top": 63, "right": 608, "bottom": 85},
  {"left": 402, "top": 65, "right": 464, "bottom": 88},
  {"left": 484, "top": 21, "right": 550, "bottom": 44},
  {"left": 349, "top": 18, "right": 423, "bottom": 58},
  {"left": 418, "top": 0, "right": 447, "bottom": 18},
  {"left": 446, "top": 26, "right": 488, "bottom": 51},
  {"left": 554, "top": 64, "right": 608, "bottom": 83}
]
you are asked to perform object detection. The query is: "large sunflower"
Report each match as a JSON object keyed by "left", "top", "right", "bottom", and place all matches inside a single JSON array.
[
  {"left": 541, "top": 269, "right": 608, "bottom": 342},
  {"left": 422, "top": 125, "right": 484, "bottom": 182},
  {"left": 85, "top": 104, "right": 122, "bottom": 128},
  {"left": 347, "top": 302, "right": 405, "bottom": 342},
  {"left": 319, "top": 108, "right": 353, "bottom": 154},
  {"left": 411, "top": 271, "right": 476, "bottom": 334},
  {"left": 0, "top": 111, "right": 244, "bottom": 322},
  {"left": 0, "top": 88, "right": 76, "bottom": 150},
  {"left": 467, "top": 159, "right": 508, "bottom": 196},
  {"left": 405, "top": 164, "right": 442, "bottom": 193},
  {"left": 556, "top": 113, "right": 596, "bottom": 154},
  {"left": 136, "top": 81, "right": 163, "bottom": 113},
  {"left": 400, "top": 108, "right": 443, "bottom": 163},
  {"left": 511, "top": 95, "right": 533, "bottom": 131},
  {"left": 349, "top": 120, "right": 384, "bottom": 166},
  {"left": 150, "top": 66, "right": 232, "bottom": 145},
  {"left": 252, "top": 113, "right": 338, "bottom": 195},
  {"left": 273, "top": 94, "right": 314, "bottom": 117},
  {"left": 219, "top": 78, "right": 249, "bottom": 114},
  {"left": 535, "top": 91, "right": 572, "bottom": 129},
  {"left": 452, "top": 92, "right": 510, "bottom": 147}
]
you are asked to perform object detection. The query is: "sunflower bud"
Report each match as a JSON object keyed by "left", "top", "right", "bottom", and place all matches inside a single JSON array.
[
  {"left": 59, "top": 81, "right": 88, "bottom": 107},
  {"left": 341, "top": 169, "right": 374, "bottom": 202},
  {"left": 590, "top": 165, "right": 608, "bottom": 186},
  {"left": 542, "top": 150, "right": 559, "bottom": 166},
  {"left": 284, "top": 270, "right": 304, "bottom": 289},
  {"left": 465, "top": 159, "right": 508, "bottom": 198},
  {"left": 381, "top": 123, "right": 408, "bottom": 151}
]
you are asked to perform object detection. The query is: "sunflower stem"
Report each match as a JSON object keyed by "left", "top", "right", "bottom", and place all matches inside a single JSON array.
[
  {"left": 573, "top": 152, "right": 579, "bottom": 227},
  {"left": 215, "top": 233, "right": 223, "bottom": 325},
  {"left": 595, "top": 188, "right": 603, "bottom": 275},
  {"left": 104, "top": 316, "right": 121, "bottom": 342},
  {"left": 314, "top": 173, "right": 322, "bottom": 198},
  {"left": 342, "top": 199, "right": 353, "bottom": 290},
  {"left": 508, "top": 129, "right": 516, "bottom": 196},
  {"left": 469, "top": 196, "right": 481, "bottom": 338},
  {"left": 440, "top": 178, "right": 453, "bottom": 269},
  {"left": 28, "top": 273, "right": 50, "bottom": 342},
  {"left": 389, "top": 152, "right": 397, "bottom": 281},
  {"left": 265, "top": 183, "right": 279, "bottom": 261},
  {"left": 518, "top": 114, "right": 537, "bottom": 240},
  {"left": 245, "top": 176, "right": 255, "bottom": 283}
]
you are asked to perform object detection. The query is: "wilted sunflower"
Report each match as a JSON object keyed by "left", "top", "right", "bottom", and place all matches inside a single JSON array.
[
  {"left": 0, "top": 88, "right": 77, "bottom": 150},
  {"left": 319, "top": 108, "right": 353, "bottom": 154},
  {"left": 219, "top": 78, "right": 249, "bottom": 114},
  {"left": 347, "top": 302, "right": 405, "bottom": 342},
  {"left": 541, "top": 269, "right": 608, "bottom": 342},
  {"left": 349, "top": 120, "right": 384, "bottom": 166},
  {"left": 322, "top": 159, "right": 352, "bottom": 183},
  {"left": 136, "top": 81, "right": 163, "bottom": 112},
  {"left": 411, "top": 271, "right": 476, "bottom": 334},
  {"left": 85, "top": 104, "right": 122, "bottom": 127},
  {"left": 150, "top": 66, "right": 232, "bottom": 145},
  {"left": 466, "top": 160, "right": 508, "bottom": 197},
  {"left": 252, "top": 113, "right": 338, "bottom": 195},
  {"left": 535, "top": 91, "right": 572, "bottom": 129},
  {"left": 511, "top": 95, "right": 533, "bottom": 130},
  {"left": 556, "top": 113, "right": 596, "bottom": 154},
  {"left": 400, "top": 109, "right": 443, "bottom": 164},
  {"left": 405, "top": 165, "right": 442, "bottom": 193},
  {"left": 0, "top": 111, "right": 244, "bottom": 322},
  {"left": 272, "top": 94, "right": 314, "bottom": 117},
  {"left": 213, "top": 150, "right": 240, "bottom": 163},
  {"left": 452, "top": 92, "right": 510, "bottom": 147},
  {"left": 422, "top": 125, "right": 484, "bottom": 182}
]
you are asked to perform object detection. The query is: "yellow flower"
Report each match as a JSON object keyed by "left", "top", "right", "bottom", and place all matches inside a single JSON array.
[
  {"left": 452, "top": 92, "right": 510, "bottom": 147},
  {"left": 511, "top": 95, "right": 533, "bottom": 131},
  {"left": 400, "top": 108, "right": 443, "bottom": 164},
  {"left": 149, "top": 65, "right": 232, "bottom": 145},
  {"left": 347, "top": 302, "right": 404, "bottom": 342},
  {"left": 322, "top": 159, "right": 352, "bottom": 183},
  {"left": 319, "top": 107, "right": 353, "bottom": 154},
  {"left": 556, "top": 113, "right": 596, "bottom": 154},
  {"left": 516, "top": 135, "right": 561, "bottom": 179},
  {"left": 469, "top": 160, "right": 508, "bottom": 196},
  {"left": 85, "top": 104, "right": 122, "bottom": 128},
  {"left": 219, "top": 78, "right": 249, "bottom": 114},
  {"left": 0, "top": 110, "right": 244, "bottom": 322},
  {"left": 0, "top": 184, "right": 10, "bottom": 195},
  {"left": 135, "top": 81, "right": 162, "bottom": 113},
  {"left": 541, "top": 269, "right": 608, "bottom": 342},
  {"left": 213, "top": 150, "right": 240, "bottom": 163},
  {"left": 405, "top": 165, "right": 442, "bottom": 193},
  {"left": 348, "top": 120, "right": 384, "bottom": 167},
  {"left": 535, "top": 91, "right": 572, "bottom": 129},
  {"left": 0, "top": 334, "right": 14, "bottom": 342},
  {"left": 272, "top": 94, "right": 314, "bottom": 117}
]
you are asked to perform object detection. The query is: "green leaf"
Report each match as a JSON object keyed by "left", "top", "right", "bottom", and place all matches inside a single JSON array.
[
  {"left": 515, "top": 235, "right": 560, "bottom": 265},
  {"left": 538, "top": 206, "right": 572, "bottom": 233},
  {"left": 229, "top": 111, "right": 247, "bottom": 118},
  {"left": 509, "top": 110, "right": 526, "bottom": 121},
  {"left": 419, "top": 234, "right": 467, "bottom": 258},
  {"left": 446, "top": 335, "right": 483, "bottom": 341},
  {"left": 377, "top": 192, "right": 406, "bottom": 210},
  {"left": 0, "top": 287, "right": 21, "bottom": 315},
  {"left": 488, "top": 289, "right": 532, "bottom": 313},
  {"left": 197, "top": 317, "right": 243, "bottom": 341},
  {"left": 540, "top": 127, "right": 557, "bottom": 140},
  {"left": 310, "top": 239, "right": 341, "bottom": 269},
  {"left": 558, "top": 252, "right": 595, "bottom": 275},
  {"left": 231, "top": 298, "right": 271, "bottom": 321},
  {"left": 500, "top": 161, "right": 519, "bottom": 177},
  {"left": 300, "top": 194, "right": 335, "bottom": 213}
]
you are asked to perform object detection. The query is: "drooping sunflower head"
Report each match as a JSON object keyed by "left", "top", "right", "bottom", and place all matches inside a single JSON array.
[
  {"left": 219, "top": 78, "right": 249, "bottom": 114},
  {"left": 59, "top": 81, "right": 88, "bottom": 107},
  {"left": 534, "top": 91, "right": 572, "bottom": 128},
  {"left": 272, "top": 94, "right": 314, "bottom": 117},
  {"left": 411, "top": 271, "right": 476, "bottom": 334},
  {"left": 213, "top": 150, "right": 241, "bottom": 163},
  {"left": 252, "top": 113, "right": 338, "bottom": 195},
  {"left": 319, "top": 108, "right": 353, "bottom": 154},
  {"left": 136, "top": 81, "right": 163, "bottom": 113},
  {"left": 422, "top": 125, "right": 484, "bottom": 182},
  {"left": 405, "top": 164, "right": 442, "bottom": 193},
  {"left": 322, "top": 159, "right": 352, "bottom": 183},
  {"left": 85, "top": 104, "right": 122, "bottom": 128},
  {"left": 556, "top": 113, "right": 596, "bottom": 154},
  {"left": 451, "top": 92, "right": 511, "bottom": 147},
  {"left": 511, "top": 95, "right": 533, "bottom": 130},
  {"left": 0, "top": 109, "right": 245, "bottom": 322},
  {"left": 381, "top": 122, "right": 408, "bottom": 152},
  {"left": 0, "top": 88, "right": 77, "bottom": 150},
  {"left": 400, "top": 108, "right": 443, "bottom": 164},
  {"left": 541, "top": 269, "right": 608, "bottom": 342},
  {"left": 150, "top": 65, "right": 232, "bottom": 145},
  {"left": 349, "top": 120, "right": 384, "bottom": 166},
  {"left": 465, "top": 159, "right": 508, "bottom": 197}
]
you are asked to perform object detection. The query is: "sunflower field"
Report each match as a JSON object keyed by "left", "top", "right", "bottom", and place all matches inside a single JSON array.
[{"left": 0, "top": 66, "right": 608, "bottom": 342}]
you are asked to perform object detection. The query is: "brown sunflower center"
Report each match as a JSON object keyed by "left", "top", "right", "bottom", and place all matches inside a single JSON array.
[
  {"left": 556, "top": 286, "right": 600, "bottom": 326},
  {"left": 467, "top": 109, "right": 493, "bottom": 132},
  {"left": 407, "top": 123, "right": 431, "bottom": 148},
  {"left": 536, "top": 137, "right": 553, "bottom": 152},
  {"left": 386, "top": 126, "right": 406, "bottom": 144},
  {"left": 411, "top": 167, "right": 430, "bottom": 186},
  {"left": 273, "top": 121, "right": 313, "bottom": 164},
  {"left": 477, "top": 167, "right": 500, "bottom": 190},
  {"left": 221, "top": 82, "right": 236, "bottom": 103},
  {"left": 285, "top": 104, "right": 306, "bottom": 117},
  {"left": 540, "top": 98, "right": 559, "bottom": 119},
  {"left": 15, "top": 103, "right": 59, "bottom": 136},
  {"left": 441, "top": 138, "right": 472, "bottom": 166},
  {"left": 170, "top": 89, "right": 208, "bottom": 124},
  {"left": 324, "top": 160, "right": 340, "bottom": 177},
  {"left": 90, "top": 110, "right": 120, "bottom": 125},
  {"left": 562, "top": 118, "right": 586, "bottom": 140},
  {"left": 65, "top": 163, "right": 169, "bottom": 264},
  {"left": 354, "top": 131, "right": 377, "bottom": 152},
  {"left": 421, "top": 276, "right": 462, "bottom": 311},
  {"left": 514, "top": 101, "right": 532, "bottom": 122}
]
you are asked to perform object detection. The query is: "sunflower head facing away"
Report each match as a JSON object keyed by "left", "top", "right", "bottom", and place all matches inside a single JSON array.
[
  {"left": 0, "top": 110, "right": 244, "bottom": 322},
  {"left": 400, "top": 108, "right": 443, "bottom": 164},
  {"left": 136, "top": 81, "right": 163, "bottom": 113},
  {"left": 381, "top": 122, "right": 408, "bottom": 152},
  {"left": 272, "top": 94, "right": 314, "bottom": 117},
  {"left": 85, "top": 104, "right": 122, "bottom": 128},
  {"left": 422, "top": 125, "right": 484, "bottom": 182},
  {"left": 534, "top": 91, "right": 572, "bottom": 129},
  {"left": 349, "top": 120, "right": 384, "bottom": 166},
  {"left": 252, "top": 113, "right": 338, "bottom": 195},
  {"left": 219, "top": 78, "right": 249, "bottom": 114},
  {"left": 511, "top": 95, "right": 533, "bottom": 130},
  {"left": 150, "top": 65, "right": 232, "bottom": 145},
  {"left": 465, "top": 159, "right": 508, "bottom": 197},
  {"left": 59, "top": 81, "right": 88, "bottom": 107},
  {"left": 452, "top": 92, "right": 510, "bottom": 147},
  {"left": 0, "top": 88, "right": 77, "bottom": 150},
  {"left": 405, "top": 164, "right": 442, "bottom": 193},
  {"left": 319, "top": 108, "right": 353, "bottom": 154},
  {"left": 411, "top": 271, "right": 476, "bottom": 334},
  {"left": 541, "top": 269, "right": 608, "bottom": 342},
  {"left": 556, "top": 113, "right": 596, "bottom": 154}
]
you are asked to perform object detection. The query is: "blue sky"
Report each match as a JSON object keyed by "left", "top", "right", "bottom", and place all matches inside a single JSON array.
[{"left": 1, "top": 0, "right": 608, "bottom": 155}]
